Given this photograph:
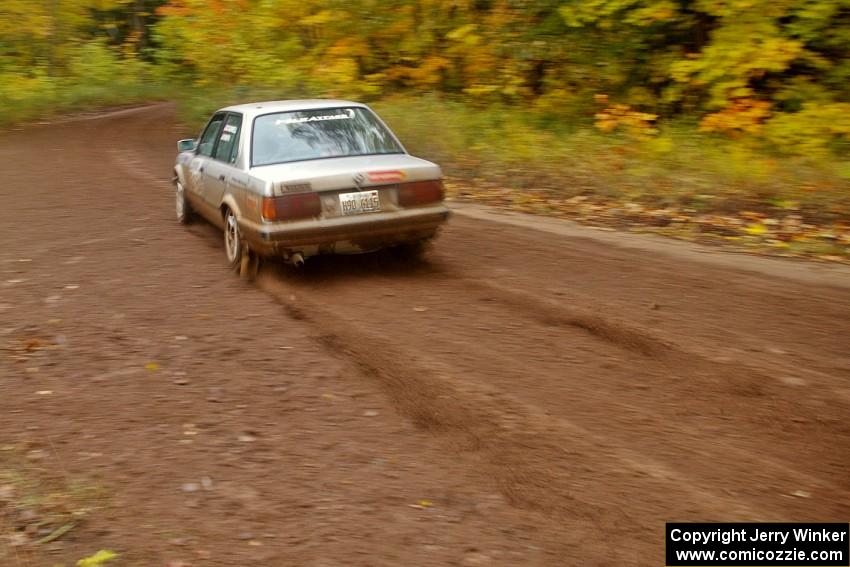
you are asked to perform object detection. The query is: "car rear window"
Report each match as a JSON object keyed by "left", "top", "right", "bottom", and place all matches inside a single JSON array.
[{"left": 251, "top": 107, "right": 404, "bottom": 167}]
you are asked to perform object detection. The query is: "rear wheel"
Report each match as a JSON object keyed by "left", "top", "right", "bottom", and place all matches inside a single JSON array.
[
  {"left": 224, "top": 208, "right": 243, "bottom": 271},
  {"left": 175, "top": 181, "right": 194, "bottom": 225}
]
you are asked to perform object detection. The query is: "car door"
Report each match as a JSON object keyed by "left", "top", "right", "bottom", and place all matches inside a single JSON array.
[
  {"left": 200, "top": 113, "right": 243, "bottom": 210},
  {"left": 188, "top": 113, "right": 226, "bottom": 212}
]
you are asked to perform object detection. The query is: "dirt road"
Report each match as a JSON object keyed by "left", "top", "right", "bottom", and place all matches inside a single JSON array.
[{"left": 2, "top": 104, "right": 849, "bottom": 566}]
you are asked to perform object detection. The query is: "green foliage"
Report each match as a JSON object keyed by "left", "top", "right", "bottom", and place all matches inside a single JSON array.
[
  {"left": 371, "top": 95, "right": 849, "bottom": 216},
  {"left": 765, "top": 103, "right": 850, "bottom": 158},
  {"left": 0, "top": 0, "right": 171, "bottom": 126},
  {"left": 138, "top": 0, "right": 850, "bottom": 158},
  {"left": 2, "top": 0, "right": 850, "bottom": 165},
  {"left": 0, "top": 54, "right": 171, "bottom": 128}
]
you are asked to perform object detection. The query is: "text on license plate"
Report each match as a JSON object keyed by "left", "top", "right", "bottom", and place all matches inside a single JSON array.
[{"left": 339, "top": 190, "right": 381, "bottom": 215}]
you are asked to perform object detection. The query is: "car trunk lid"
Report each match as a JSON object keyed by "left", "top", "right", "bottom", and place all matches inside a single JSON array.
[{"left": 252, "top": 154, "right": 442, "bottom": 220}]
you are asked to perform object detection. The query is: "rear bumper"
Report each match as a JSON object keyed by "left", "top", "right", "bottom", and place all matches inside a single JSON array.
[{"left": 240, "top": 204, "right": 450, "bottom": 256}]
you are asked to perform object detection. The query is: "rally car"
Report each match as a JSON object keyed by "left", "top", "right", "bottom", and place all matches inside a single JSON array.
[{"left": 173, "top": 100, "right": 450, "bottom": 274}]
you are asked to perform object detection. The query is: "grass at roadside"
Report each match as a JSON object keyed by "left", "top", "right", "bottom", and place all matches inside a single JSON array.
[
  {"left": 0, "top": 78, "right": 172, "bottom": 130},
  {"left": 0, "top": 42, "right": 173, "bottom": 130},
  {"left": 0, "top": 443, "right": 107, "bottom": 563}
]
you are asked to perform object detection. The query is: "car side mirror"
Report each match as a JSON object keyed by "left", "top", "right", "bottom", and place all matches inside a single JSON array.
[{"left": 177, "top": 138, "right": 197, "bottom": 152}]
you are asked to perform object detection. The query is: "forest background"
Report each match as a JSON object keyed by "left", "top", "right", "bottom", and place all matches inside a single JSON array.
[{"left": 2, "top": 0, "right": 849, "bottom": 258}]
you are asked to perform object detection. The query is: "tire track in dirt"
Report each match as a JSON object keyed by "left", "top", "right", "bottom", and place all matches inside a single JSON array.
[
  {"left": 436, "top": 274, "right": 850, "bottom": 495},
  {"left": 448, "top": 260, "right": 850, "bottom": 400},
  {"left": 442, "top": 214, "right": 850, "bottom": 392},
  {"left": 443, "top": 272, "right": 850, "bottom": 409},
  {"left": 256, "top": 269, "right": 765, "bottom": 525},
  {"left": 451, "top": 275, "right": 672, "bottom": 357},
  {"left": 253, "top": 255, "right": 850, "bottom": 520}
]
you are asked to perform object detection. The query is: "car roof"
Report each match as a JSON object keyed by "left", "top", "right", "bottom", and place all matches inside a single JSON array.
[{"left": 218, "top": 99, "right": 367, "bottom": 118}]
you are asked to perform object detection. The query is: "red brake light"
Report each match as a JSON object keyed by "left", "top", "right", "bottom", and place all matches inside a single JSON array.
[
  {"left": 262, "top": 192, "right": 321, "bottom": 221},
  {"left": 398, "top": 180, "right": 444, "bottom": 207}
]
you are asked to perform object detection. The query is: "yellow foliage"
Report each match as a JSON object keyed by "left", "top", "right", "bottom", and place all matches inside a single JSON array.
[
  {"left": 409, "top": 56, "right": 450, "bottom": 88},
  {"left": 299, "top": 9, "right": 336, "bottom": 26},
  {"left": 594, "top": 102, "right": 658, "bottom": 139},
  {"left": 745, "top": 223, "right": 767, "bottom": 236},
  {"left": 317, "top": 57, "right": 360, "bottom": 95},
  {"left": 764, "top": 102, "right": 850, "bottom": 157},
  {"left": 700, "top": 99, "right": 773, "bottom": 136},
  {"left": 2, "top": 0, "right": 850, "bottom": 162}
]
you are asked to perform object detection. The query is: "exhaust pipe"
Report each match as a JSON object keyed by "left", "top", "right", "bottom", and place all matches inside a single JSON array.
[{"left": 290, "top": 252, "right": 305, "bottom": 268}]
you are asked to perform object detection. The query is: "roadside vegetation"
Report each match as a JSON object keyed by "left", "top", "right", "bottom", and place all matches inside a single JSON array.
[
  {"left": 0, "top": 443, "right": 108, "bottom": 565},
  {"left": 1, "top": 0, "right": 848, "bottom": 259},
  {"left": 0, "top": 1, "right": 170, "bottom": 127}
]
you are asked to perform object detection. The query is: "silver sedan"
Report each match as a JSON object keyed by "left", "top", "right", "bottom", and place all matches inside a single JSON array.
[{"left": 173, "top": 100, "right": 450, "bottom": 274}]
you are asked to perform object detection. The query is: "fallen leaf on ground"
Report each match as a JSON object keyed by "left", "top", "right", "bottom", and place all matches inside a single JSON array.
[{"left": 76, "top": 549, "right": 119, "bottom": 567}]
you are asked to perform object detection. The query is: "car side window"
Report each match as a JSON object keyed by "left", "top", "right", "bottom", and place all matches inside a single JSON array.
[
  {"left": 214, "top": 114, "right": 242, "bottom": 164},
  {"left": 197, "top": 114, "right": 225, "bottom": 157}
]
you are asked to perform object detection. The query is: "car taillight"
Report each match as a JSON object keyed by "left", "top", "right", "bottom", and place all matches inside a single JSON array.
[
  {"left": 262, "top": 193, "right": 321, "bottom": 221},
  {"left": 397, "top": 180, "right": 444, "bottom": 207}
]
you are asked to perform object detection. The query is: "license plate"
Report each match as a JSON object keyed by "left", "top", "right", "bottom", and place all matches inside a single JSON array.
[{"left": 339, "top": 190, "right": 381, "bottom": 215}]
